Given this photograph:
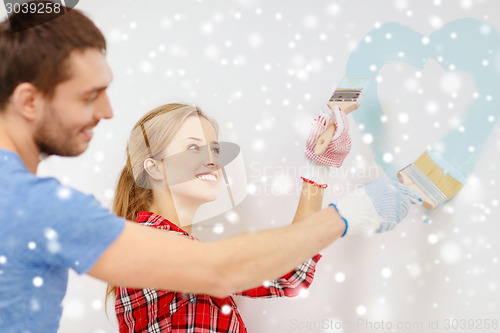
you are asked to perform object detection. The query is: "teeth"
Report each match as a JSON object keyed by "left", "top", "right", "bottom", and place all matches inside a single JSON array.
[{"left": 197, "top": 174, "right": 217, "bottom": 182}]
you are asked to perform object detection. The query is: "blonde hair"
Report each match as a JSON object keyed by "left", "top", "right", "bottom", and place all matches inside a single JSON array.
[{"left": 105, "top": 103, "right": 217, "bottom": 313}]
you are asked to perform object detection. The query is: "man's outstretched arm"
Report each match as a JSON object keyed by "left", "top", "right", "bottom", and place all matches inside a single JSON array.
[{"left": 88, "top": 205, "right": 344, "bottom": 298}]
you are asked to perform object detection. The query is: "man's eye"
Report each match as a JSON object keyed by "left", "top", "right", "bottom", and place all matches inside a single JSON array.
[{"left": 85, "top": 93, "right": 98, "bottom": 103}]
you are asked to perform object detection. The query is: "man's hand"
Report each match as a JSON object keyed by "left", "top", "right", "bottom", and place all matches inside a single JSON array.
[{"left": 331, "top": 177, "right": 423, "bottom": 236}]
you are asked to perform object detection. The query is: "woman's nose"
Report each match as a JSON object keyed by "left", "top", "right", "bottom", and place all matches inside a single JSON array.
[
  {"left": 204, "top": 159, "right": 220, "bottom": 170},
  {"left": 204, "top": 148, "right": 220, "bottom": 169}
]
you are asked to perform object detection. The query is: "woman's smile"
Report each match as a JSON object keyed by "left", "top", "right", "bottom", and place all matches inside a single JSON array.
[{"left": 195, "top": 172, "right": 218, "bottom": 184}]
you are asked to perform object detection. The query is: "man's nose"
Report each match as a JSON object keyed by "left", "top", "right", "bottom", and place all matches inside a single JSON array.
[{"left": 95, "top": 93, "right": 113, "bottom": 120}]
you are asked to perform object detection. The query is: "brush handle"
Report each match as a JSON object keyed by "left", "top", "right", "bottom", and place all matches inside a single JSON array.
[{"left": 314, "top": 120, "right": 336, "bottom": 155}]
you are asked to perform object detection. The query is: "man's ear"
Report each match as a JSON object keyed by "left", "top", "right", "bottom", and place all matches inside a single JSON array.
[
  {"left": 144, "top": 158, "right": 166, "bottom": 181},
  {"left": 10, "top": 83, "right": 44, "bottom": 121}
]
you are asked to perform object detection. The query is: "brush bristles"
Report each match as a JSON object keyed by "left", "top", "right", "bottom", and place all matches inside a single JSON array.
[{"left": 414, "top": 152, "right": 463, "bottom": 199}]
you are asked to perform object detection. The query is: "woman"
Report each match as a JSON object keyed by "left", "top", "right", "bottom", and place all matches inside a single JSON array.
[
  {"left": 107, "top": 103, "right": 329, "bottom": 332},
  {"left": 107, "top": 103, "right": 421, "bottom": 332}
]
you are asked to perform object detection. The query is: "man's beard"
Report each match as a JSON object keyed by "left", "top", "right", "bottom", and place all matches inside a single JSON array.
[
  {"left": 35, "top": 134, "right": 79, "bottom": 157},
  {"left": 34, "top": 105, "right": 89, "bottom": 157}
]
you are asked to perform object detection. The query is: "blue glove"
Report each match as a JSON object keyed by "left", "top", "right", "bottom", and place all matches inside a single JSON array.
[{"left": 332, "top": 177, "right": 423, "bottom": 236}]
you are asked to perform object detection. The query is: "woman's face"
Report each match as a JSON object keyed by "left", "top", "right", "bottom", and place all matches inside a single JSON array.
[{"left": 160, "top": 115, "right": 222, "bottom": 204}]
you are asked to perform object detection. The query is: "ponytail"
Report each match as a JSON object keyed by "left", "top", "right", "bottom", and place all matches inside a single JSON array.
[
  {"left": 113, "top": 154, "right": 152, "bottom": 221},
  {"left": 105, "top": 154, "right": 153, "bottom": 315}
]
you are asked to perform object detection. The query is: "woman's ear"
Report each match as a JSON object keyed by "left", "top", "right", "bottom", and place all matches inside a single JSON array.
[{"left": 144, "top": 158, "right": 165, "bottom": 181}]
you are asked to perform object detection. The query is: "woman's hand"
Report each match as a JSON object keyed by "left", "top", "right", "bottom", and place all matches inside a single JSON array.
[
  {"left": 305, "top": 105, "right": 351, "bottom": 167},
  {"left": 300, "top": 106, "right": 352, "bottom": 188}
]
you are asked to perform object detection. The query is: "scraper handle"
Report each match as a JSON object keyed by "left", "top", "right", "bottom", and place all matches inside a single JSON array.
[{"left": 314, "top": 120, "right": 336, "bottom": 155}]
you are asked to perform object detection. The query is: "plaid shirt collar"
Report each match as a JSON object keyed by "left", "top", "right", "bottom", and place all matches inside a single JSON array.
[{"left": 137, "top": 211, "right": 192, "bottom": 237}]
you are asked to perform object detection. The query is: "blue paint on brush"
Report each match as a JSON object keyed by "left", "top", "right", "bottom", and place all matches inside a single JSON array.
[{"left": 344, "top": 18, "right": 500, "bottom": 184}]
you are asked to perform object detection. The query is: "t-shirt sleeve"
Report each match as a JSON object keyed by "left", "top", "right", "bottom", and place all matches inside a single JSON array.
[{"left": 17, "top": 177, "right": 126, "bottom": 274}]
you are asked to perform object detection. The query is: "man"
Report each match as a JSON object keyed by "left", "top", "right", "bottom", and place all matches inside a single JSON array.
[{"left": 0, "top": 2, "right": 421, "bottom": 332}]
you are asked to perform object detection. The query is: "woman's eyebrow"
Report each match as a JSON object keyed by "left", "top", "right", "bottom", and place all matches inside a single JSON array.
[
  {"left": 184, "top": 138, "right": 220, "bottom": 145},
  {"left": 184, "top": 137, "right": 203, "bottom": 142}
]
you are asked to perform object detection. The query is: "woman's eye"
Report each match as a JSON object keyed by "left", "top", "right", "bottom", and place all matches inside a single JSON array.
[
  {"left": 212, "top": 147, "right": 220, "bottom": 155},
  {"left": 188, "top": 144, "right": 200, "bottom": 151}
]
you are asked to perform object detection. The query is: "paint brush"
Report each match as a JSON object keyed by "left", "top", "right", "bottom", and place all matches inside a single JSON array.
[
  {"left": 314, "top": 78, "right": 369, "bottom": 155},
  {"left": 397, "top": 151, "right": 464, "bottom": 210}
]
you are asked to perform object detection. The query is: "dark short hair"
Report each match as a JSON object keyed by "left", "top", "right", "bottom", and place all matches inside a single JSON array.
[{"left": 0, "top": 1, "right": 107, "bottom": 110}]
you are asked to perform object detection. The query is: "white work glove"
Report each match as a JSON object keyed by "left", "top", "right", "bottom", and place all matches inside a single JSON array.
[
  {"left": 300, "top": 106, "right": 352, "bottom": 188},
  {"left": 330, "top": 177, "right": 423, "bottom": 236}
]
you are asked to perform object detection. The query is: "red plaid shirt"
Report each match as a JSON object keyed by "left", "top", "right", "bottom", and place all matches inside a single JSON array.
[{"left": 115, "top": 211, "right": 322, "bottom": 333}]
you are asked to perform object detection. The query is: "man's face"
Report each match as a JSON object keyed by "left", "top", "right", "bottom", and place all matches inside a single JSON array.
[{"left": 34, "top": 48, "right": 113, "bottom": 157}]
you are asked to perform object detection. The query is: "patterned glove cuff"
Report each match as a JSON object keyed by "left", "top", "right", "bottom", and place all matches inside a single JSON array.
[{"left": 329, "top": 203, "right": 348, "bottom": 237}]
